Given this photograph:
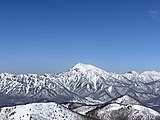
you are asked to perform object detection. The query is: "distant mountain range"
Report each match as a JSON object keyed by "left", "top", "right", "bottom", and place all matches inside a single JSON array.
[{"left": 0, "top": 63, "right": 160, "bottom": 119}]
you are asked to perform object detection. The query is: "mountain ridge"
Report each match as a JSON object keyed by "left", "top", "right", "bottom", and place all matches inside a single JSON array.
[
  {"left": 86, "top": 95, "right": 160, "bottom": 120},
  {"left": 0, "top": 63, "right": 160, "bottom": 112}
]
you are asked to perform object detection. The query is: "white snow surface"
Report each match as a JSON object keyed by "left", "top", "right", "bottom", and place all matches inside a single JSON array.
[
  {"left": 0, "top": 102, "right": 85, "bottom": 120},
  {"left": 108, "top": 86, "right": 113, "bottom": 93},
  {"left": 94, "top": 103, "right": 160, "bottom": 120},
  {"left": 99, "top": 103, "right": 160, "bottom": 116}
]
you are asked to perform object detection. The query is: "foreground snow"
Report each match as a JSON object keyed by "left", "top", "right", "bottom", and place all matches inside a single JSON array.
[{"left": 0, "top": 102, "right": 88, "bottom": 120}]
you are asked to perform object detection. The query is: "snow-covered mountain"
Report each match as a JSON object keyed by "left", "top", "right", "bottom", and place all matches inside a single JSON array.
[
  {"left": 0, "top": 102, "right": 98, "bottom": 120},
  {"left": 0, "top": 63, "right": 160, "bottom": 112},
  {"left": 86, "top": 95, "right": 160, "bottom": 120},
  {"left": 87, "top": 103, "right": 160, "bottom": 120},
  {"left": 63, "top": 95, "right": 160, "bottom": 120}
]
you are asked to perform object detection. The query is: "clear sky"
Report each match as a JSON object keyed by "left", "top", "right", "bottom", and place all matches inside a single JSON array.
[{"left": 0, "top": 0, "right": 160, "bottom": 74}]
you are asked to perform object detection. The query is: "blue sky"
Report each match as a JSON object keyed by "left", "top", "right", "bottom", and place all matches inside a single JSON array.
[{"left": 0, "top": 0, "right": 160, "bottom": 74}]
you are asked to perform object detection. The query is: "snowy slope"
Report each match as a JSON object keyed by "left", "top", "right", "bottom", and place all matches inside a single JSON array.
[
  {"left": 0, "top": 102, "right": 97, "bottom": 120},
  {"left": 88, "top": 104, "right": 160, "bottom": 120},
  {"left": 0, "top": 63, "right": 160, "bottom": 111},
  {"left": 87, "top": 95, "right": 160, "bottom": 120}
]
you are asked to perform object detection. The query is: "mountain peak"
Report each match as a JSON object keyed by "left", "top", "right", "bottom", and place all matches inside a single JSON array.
[
  {"left": 72, "top": 63, "right": 91, "bottom": 70},
  {"left": 71, "top": 63, "right": 111, "bottom": 75},
  {"left": 73, "top": 63, "right": 88, "bottom": 68}
]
